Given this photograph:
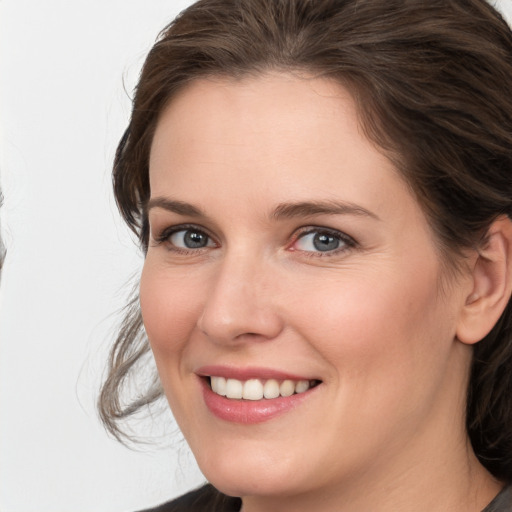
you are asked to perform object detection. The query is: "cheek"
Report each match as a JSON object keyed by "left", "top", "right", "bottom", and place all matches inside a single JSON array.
[
  {"left": 139, "top": 260, "right": 201, "bottom": 363},
  {"left": 291, "top": 263, "right": 452, "bottom": 392},
  {"left": 285, "top": 267, "right": 458, "bottom": 461}
]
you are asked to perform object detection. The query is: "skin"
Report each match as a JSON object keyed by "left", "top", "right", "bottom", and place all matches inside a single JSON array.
[{"left": 140, "top": 73, "right": 502, "bottom": 511}]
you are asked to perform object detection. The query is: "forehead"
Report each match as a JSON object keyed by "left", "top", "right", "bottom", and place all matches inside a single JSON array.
[
  {"left": 148, "top": 72, "right": 422, "bottom": 230},
  {"left": 151, "top": 74, "right": 391, "bottom": 186},
  {"left": 150, "top": 72, "right": 358, "bottom": 157}
]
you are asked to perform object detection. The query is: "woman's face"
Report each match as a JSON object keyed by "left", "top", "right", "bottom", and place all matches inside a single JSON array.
[{"left": 141, "top": 74, "right": 473, "bottom": 501}]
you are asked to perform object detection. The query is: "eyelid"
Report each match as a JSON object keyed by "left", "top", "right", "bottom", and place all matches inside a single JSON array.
[
  {"left": 152, "top": 223, "right": 218, "bottom": 248},
  {"left": 150, "top": 222, "right": 357, "bottom": 256},
  {"left": 288, "top": 226, "right": 357, "bottom": 255}
]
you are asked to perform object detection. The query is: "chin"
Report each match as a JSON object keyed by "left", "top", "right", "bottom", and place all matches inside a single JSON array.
[{"left": 195, "top": 448, "right": 304, "bottom": 498}]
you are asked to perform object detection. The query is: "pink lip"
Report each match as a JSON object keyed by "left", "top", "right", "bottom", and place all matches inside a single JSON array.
[
  {"left": 196, "top": 366, "right": 321, "bottom": 424},
  {"left": 196, "top": 365, "right": 315, "bottom": 382}
]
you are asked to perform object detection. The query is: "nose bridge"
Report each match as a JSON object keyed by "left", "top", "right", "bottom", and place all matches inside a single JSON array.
[{"left": 197, "top": 246, "right": 283, "bottom": 344}]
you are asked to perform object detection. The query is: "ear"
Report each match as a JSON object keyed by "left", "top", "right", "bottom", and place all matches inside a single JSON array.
[{"left": 457, "top": 216, "right": 512, "bottom": 345}]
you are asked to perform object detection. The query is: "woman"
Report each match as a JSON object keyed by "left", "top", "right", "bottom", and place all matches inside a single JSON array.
[{"left": 99, "top": 0, "right": 512, "bottom": 510}]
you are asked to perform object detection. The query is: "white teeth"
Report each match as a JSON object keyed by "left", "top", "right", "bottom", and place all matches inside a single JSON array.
[
  {"left": 263, "top": 379, "right": 280, "bottom": 399},
  {"left": 225, "top": 378, "right": 243, "bottom": 399},
  {"left": 295, "top": 380, "right": 310, "bottom": 393},
  {"left": 243, "top": 379, "right": 264, "bottom": 400},
  {"left": 210, "top": 376, "right": 227, "bottom": 396},
  {"left": 210, "top": 376, "right": 314, "bottom": 400},
  {"left": 280, "top": 380, "right": 295, "bottom": 397}
]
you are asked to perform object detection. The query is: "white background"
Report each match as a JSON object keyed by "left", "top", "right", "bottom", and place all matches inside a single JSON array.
[{"left": 1, "top": 1, "right": 511, "bottom": 511}]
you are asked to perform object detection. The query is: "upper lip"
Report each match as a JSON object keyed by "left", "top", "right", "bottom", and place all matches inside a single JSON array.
[{"left": 196, "top": 365, "right": 319, "bottom": 382}]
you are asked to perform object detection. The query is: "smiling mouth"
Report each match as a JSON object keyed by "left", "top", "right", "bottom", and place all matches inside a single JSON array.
[{"left": 207, "top": 376, "right": 321, "bottom": 400}]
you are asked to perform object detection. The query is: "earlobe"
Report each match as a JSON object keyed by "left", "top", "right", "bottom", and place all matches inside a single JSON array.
[{"left": 456, "top": 216, "right": 512, "bottom": 345}]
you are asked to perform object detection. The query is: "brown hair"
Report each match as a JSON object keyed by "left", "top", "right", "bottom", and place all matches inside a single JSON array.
[{"left": 99, "top": 0, "right": 512, "bottom": 482}]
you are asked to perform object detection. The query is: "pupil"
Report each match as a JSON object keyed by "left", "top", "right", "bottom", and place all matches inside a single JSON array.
[
  {"left": 313, "top": 233, "right": 339, "bottom": 252},
  {"left": 184, "top": 230, "right": 207, "bottom": 248}
]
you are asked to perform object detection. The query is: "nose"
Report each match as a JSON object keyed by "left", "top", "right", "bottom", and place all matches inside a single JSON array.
[{"left": 197, "top": 252, "right": 284, "bottom": 345}]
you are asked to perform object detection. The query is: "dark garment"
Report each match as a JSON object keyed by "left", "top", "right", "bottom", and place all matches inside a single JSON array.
[
  {"left": 483, "top": 485, "right": 512, "bottom": 512},
  {"left": 137, "top": 484, "right": 241, "bottom": 512},
  {"left": 138, "top": 483, "right": 512, "bottom": 512}
]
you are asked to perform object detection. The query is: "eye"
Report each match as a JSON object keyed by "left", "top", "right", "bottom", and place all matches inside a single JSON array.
[
  {"left": 171, "top": 229, "right": 213, "bottom": 249},
  {"left": 155, "top": 226, "right": 216, "bottom": 251},
  {"left": 291, "top": 228, "right": 355, "bottom": 254}
]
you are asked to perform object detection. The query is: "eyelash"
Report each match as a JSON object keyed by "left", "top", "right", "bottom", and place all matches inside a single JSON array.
[
  {"left": 153, "top": 224, "right": 218, "bottom": 254},
  {"left": 152, "top": 224, "right": 357, "bottom": 257},
  {"left": 288, "top": 227, "right": 357, "bottom": 257}
]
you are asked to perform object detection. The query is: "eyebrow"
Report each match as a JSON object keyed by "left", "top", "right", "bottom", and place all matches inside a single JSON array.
[
  {"left": 271, "top": 200, "right": 380, "bottom": 221},
  {"left": 146, "top": 197, "right": 205, "bottom": 217},
  {"left": 147, "top": 197, "right": 379, "bottom": 221}
]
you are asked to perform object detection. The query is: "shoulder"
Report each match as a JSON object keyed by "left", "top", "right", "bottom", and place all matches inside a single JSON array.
[{"left": 136, "top": 484, "right": 242, "bottom": 512}]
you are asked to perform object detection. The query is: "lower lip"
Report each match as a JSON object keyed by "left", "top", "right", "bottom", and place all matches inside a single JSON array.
[{"left": 201, "top": 379, "right": 318, "bottom": 424}]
